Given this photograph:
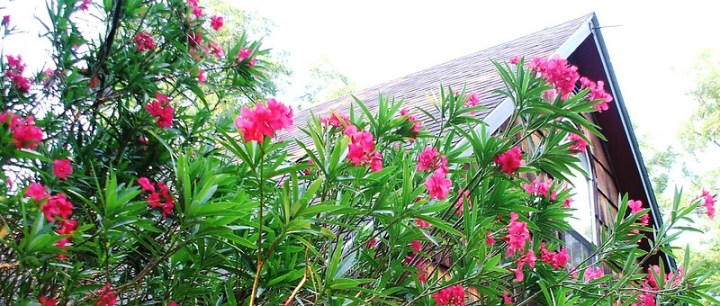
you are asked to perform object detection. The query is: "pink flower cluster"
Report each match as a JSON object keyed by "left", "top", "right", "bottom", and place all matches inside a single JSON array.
[
  {"left": 25, "top": 182, "right": 77, "bottom": 260},
  {"left": 53, "top": 159, "right": 73, "bottom": 179},
  {"left": 145, "top": 93, "right": 174, "bottom": 128},
  {"left": 432, "top": 285, "right": 465, "bottom": 306},
  {"left": 510, "top": 249, "right": 536, "bottom": 282},
  {"left": 187, "top": 0, "right": 203, "bottom": 18},
  {"left": 95, "top": 283, "right": 118, "bottom": 306},
  {"left": 628, "top": 199, "right": 649, "bottom": 227},
  {"left": 584, "top": 266, "right": 605, "bottom": 282},
  {"left": 0, "top": 111, "right": 43, "bottom": 150},
  {"left": 539, "top": 244, "right": 569, "bottom": 269},
  {"left": 400, "top": 109, "right": 422, "bottom": 139},
  {"left": 523, "top": 178, "right": 557, "bottom": 201},
  {"left": 417, "top": 147, "right": 452, "bottom": 200},
  {"left": 700, "top": 189, "right": 716, "bottom": 219},
  {"left": 624, "top": 265, "right": 684, "bottom": 306},
  {"left": 568, "top": 133, "right": 588, "bottom": 153},
  {"left": 138, "top": 177, "right": 175, "bottom": 218},
  {"left": 210, "top": 15, "right": 224, "bottom": 31},
  {"left": 134, "top": 32, "right": 155, "bottom": 52},
  {"left": 528, "top": 56, "right": 579, "bottom": 100},
  {"left": 320, "top": 112, "right": 350, "bottom": 128},
  {"left": 344, "top": 125, "right": 382, "bottom": 172},
  {"left": 237, "top": 46, "right": 256, "bottom": 67},
  {"left": 579, "top": 77, "right": 613, "bottom": 113},
  {"left": 38, "top": 296, "right": 56, "bottom": 306},
  {"left": 5, "top": 55, "right": 31, "bottom": 93},
  {"left": 235, "top": 98, "right": 293, "bottom": 143},
  {"left": 464, "top": 93, "right": 480, "bottom": 108},
  {"left": 504, "top": 212, "right": 530, "bottom": 257},
  {"left": 494, "top": 146, "right": 522, "bottom": 176}
]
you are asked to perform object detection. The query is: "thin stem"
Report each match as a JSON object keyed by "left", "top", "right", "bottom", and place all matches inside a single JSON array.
[{"left": 249, "top": 144, "right": 266, "bottom": 306}]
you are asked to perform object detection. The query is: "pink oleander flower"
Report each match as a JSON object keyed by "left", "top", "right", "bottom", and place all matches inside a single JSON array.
[
  {"left": 579, "top": 77, "right": 613, "bottom": 112},
  {"left": 523, "top": 178, "right": 557, "bottom": 200},
  {"left": 6, "top": 55, "right": 24, "bottom": 72},
  {"left": 410, "top": 240, "right": 422, "bottom": 252},
  {"left": 25, "top": 182, "right": 48, "bottom": 201},
  {"left": 197, "top": 68, "right": 207, "bottom": 84},
  {"left": 415, "top": 218, "right": 431, "bottom": 228},
  {"left": 425, "top": 169, "right": 452, "bottom": 200},
  {"left": 138, "top": 177, "right": 155, "bottom": 192},
  {"left": 539, "top": 244, "right": 569, "bottom": 269},
  {"left": 235, "top": 98, "right": 293, "bottom": 143},
  {"left": 564, "top": 197, "right": 574, "bottom": 208},
  {"left": 210, "top": 15, "right": 224, "bottom": 31},
  {"left": 2, "top": 112, "right": 43, "bottom": 149},
  {"left": 568, "top": 133, "right": 588, "bottom": 153},
  {"left": 95, "top": 283, "right": 118, "bottom": 306},
  {"left": 320, "top": 112, "right": 350, "bottom": 127},
  {"left": 504, "top": 212, "right": 530, "bottom": 257},
  {"left": 2, "top": 15, "right": 9, "bottom": 27},
  {"left": 41, "top": 193, "right": 73, "bottom": 222},
  {"left": 701, "top": 189, "right": 716, "bottom": 219},
  {"left": 369, "top": 152, "right": 383, "bottom": 172},
  {"left": 647, "top": 265, "right": 662, "bottom": 290},
  {"left": 510, "top": 261, "right": 526, "bottom": 282},
  {"left": 584, "top": 266, "right": 605, "bottom": 282},
  {"left": 637, "top": 291, "right": 656, "bottom": 306},
  {"left": 456, "top": 189, "right": 471, "bottom": 215},
  {"left": 57, "top": 219, "right": 78, "bottom": 235},
  {"left": 139, "top": 179, "right": 175, "bottom": 218},
  {"left": 528, "top": 56, "right": 580, "bottom": 101},
  {"left": 210, "top": 43, "right": 224, "bottom": 58},
  {"left": 494, "top": 147, "right": 522, "bottom": 176},
  {"left": 248, "top": 58, "right": 257, "bottom": 67},
  {"left": 464, "top": 92, "right": 480, "bottom": 110},
  {"left": 432, "top": 285, "right": 465, "bottom": 306},
  {"left": 145, "top": 93, "right": 174, "bottom": 128},
  {"left": 628, "top": 199, "right": 649, "bottom": 226},
  {"left": 134, "top": 32, "right": 155, "bottom": 52},
  {"left": 416, "top": 146, "right": 449, "bottom": 175},
  {"left": 39, "top": 296, "right": 56, "bottom": 306},
  {"left": 169, "top": 302, "right": 178, "bottom": 306},
  {"left": 237, "top": 46, "right": 253, "bottom": 62},
  {"left": 399, "top": 108, "right": 423, "bottom": 139},
  {"left": 53, "top": 159, "right": 73, "bottom": 179},
  {"left": 503, "top": 291, "right": 513, "bottom": 304},
  {"left": 509, "top": 55, "right": 521, "bottom": 65},
  {"left": 485, "top": 231, "right": 496, "bottom": 245}
]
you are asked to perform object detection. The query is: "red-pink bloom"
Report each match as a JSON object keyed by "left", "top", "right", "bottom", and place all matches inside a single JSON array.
[
  {"left": 628, "top": 199, "right": 649, "bottom": 226},
  {"left": 425, "top": 169, "right": 452, "bottom": 200},
  {"left": 504, "top": 212, "right": 530, "bottom": 257},
  {"left": 197, "top": 68, "right": 207, "bottom": 84},
  {"left": 235, "top": 99, "right": 294, "bottom": 143},
  {"left": 509, "top": 55, "right": 521, "bottom": 65},
  {"left": 510, "top": 261, "right": 526, "bottom": 282},
  {"left": 564, "top": 197, "right": 574, "bottom": 208},
  {"left": 540, "top": 244, "right": 569, "bottom": 269},
  {"left": 145, "top": 93, "right": 174, "bottom": 128},
  {"left": 399, "top": 108, "right": 423, "bottom": 139},
  {"left": 39, "top": 296, "right": 56, "bottom": 306},
  {"left": 57, "top": 219, "right": 78, "bottom": 235},
  {"left": 568, "top": 133, "right": 588, "bottom": 153},
  {"left": 410, "top": 240, "right": 422, "bottom": 252},
  {"left": 464, "top": 92, "right": 480, "bottom": 108},
  {"left": 8, "top": 115, "right": 43, "bottom": 149},
  {"left": 25, "top": 182, "right": 48, "bottom": 201},
  {"left": 494, "top": 147, "right": 522, "bottom": 176},
  {"left": 210, "top": 15, "right": 224, "bottom": 31},
  {"left": 647, "top": 265, "right": 662, "bottom": 290},
  {"left": 134, "top": 32, "right": 155, "bottom": 52},
  {"left": 6, "top": 55, "right": 24, "bottom": 72},
  {"left": 456, "top": 189, "right": 471, "bottom": 215},
  {"left": 320, "top": 113, "right": 350, "bottom": 127},
  {"left": 169, "top": 302, "right": 178, "bottom": 306},
  {"left": 237, "top": 46, "right": 253, "bottom": 62},
  {"left": 415, "top": 218, "right": 431, "bottom": 228},
  {"left": 2, "top": 15, "right": 9, "bottom": 27},
  {"left": 485, "top": 231, "right": 496, "bottom": 245},
  {"left": 370, "top": 152, "right": 383, "bottom": 172},
  {"left": 637, "top": 291, "right": 656, "bottom": 306},
  {"left": 528, "top": 56, "right": 580, "bottom": 100},
  {"left": 432, "top": 285, "right": 465, "bottom": 306},
  {"left": 701, "top": 189, "right": 716, "bottom": 219},
  {"left": 367, "top": 238, "right": 378, "bottom": 248},
  {"left": 523, "top": 178, "right": 557, "bottom": 200},
  {"left": 188, "top": 0, "right": 203, "bottom": 17},
  {"left": 138, "top": 177, "right": 155, "bottom": 192},
  {"left": 95, "top": 283, "right": 118, "bottom": 306},
  {"left": 210, "top": 43, "right": 224, "bottom": 58},
  {"left": 41, "top": 193, "right": 73, "bottom": 222},
  {"left": 53, "top": 159, "right": 73, "bottom": 179},
  {"left": 417, "top": 146, "right": 439, "bottom": 172},
  {"left": 502, "top": 291, "right": 513, "bottom": 304},
  {"left": 584, "top": 266, "right": 605, "bottom": 282},
  {"left": 579, "top": 77, "right": 613, "bottom": 112},
  {"left": 248, "top": 58, "right": 257, "bottom": 67}
]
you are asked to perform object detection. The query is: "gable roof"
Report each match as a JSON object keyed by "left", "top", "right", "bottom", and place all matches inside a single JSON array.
[{"left": 289, "top": 13, "right": 594, "bottom": 145}]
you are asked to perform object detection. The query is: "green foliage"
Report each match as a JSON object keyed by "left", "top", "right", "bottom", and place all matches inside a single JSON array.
[{"left": 0, "top": 2, "right": 717, "bottom": 305}]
